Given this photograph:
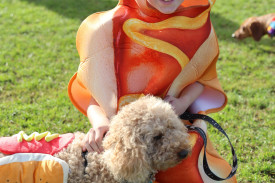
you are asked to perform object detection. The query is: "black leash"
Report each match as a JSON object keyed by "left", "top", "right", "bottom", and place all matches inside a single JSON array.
[{"left": 180, "top": 113, "right": 238, "bottom": 181}]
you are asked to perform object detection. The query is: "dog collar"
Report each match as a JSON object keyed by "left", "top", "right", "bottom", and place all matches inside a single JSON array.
[
  {"left": 267, "top": 17, "right": 275, "bottom": 37},
  {"left": 81, "top": 151, "right": 89, "bottom": 175}
]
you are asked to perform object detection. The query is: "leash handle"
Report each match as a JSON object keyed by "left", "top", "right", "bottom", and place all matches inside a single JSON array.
[{"left": 180, "top": 113, "right": 238, "bottom": 181}]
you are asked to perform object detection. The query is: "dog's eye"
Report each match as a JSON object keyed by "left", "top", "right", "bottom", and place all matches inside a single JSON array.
[
  {"left": 153, "top": 134, "right": 163, "bottom": 141},
  {"left": 242, "top": 27, "right": 246, "bottom": 31}
]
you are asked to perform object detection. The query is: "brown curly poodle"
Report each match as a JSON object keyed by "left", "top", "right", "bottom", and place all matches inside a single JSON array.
[{"left": 0, "top": 96, "right": 191, "bottom": 183}]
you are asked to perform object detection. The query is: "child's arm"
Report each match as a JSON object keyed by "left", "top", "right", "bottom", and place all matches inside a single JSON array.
[
  {"left": 164, "top": 82, "right": 204, "bottom": 115},
  {"left": 165, "top": 82, "right": 207, "bottom": 133},
  {"left": 82, "top": 99, "right": 110, "bottom": 153},
  {"left": 76, "top": 12, "right": 114, "bottom": 153}
]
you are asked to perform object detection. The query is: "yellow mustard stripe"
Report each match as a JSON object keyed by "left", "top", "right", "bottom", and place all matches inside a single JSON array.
[
  {"left": 123, "top": 5, "right": 212, "bottom": 69},
  {"left": 17, "top": 131, "right": 59, "bottom": 142}
]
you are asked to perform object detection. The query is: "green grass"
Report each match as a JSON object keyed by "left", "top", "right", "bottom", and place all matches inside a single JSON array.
[{"left": 0, "top": 0, "right": 274, "bottom": 182}]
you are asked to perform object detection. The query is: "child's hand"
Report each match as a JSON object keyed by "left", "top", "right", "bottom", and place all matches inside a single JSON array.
[
  {"left": 82, "top": 124, "right": 109, "bottom": 153},
  {"left": 164, "top": 95, "right": 188, "bottom": 115},
  {"left": 84, "top": 103, "right": 111, "bottom": 153},
  {"left": 165, "top": 82, "right": 204, "bottom": 115}
]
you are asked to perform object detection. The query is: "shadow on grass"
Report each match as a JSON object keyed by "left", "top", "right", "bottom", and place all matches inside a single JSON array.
[
  {"left": 19, "top": 0, "right": 275, "bottom": 48},
  {"left": 20, "top": 0, "right": 118, "bottom": 20},
  {"left": 211, "top": 12, "right": 240, "bottom": 42},
  {"left": 21, "top": 1, "right": 237, "bottom": 40}
]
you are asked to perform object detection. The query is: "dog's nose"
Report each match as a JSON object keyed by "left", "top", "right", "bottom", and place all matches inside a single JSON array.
[{"left": 177, "top": 150, "right": 189, "bottom": 159}]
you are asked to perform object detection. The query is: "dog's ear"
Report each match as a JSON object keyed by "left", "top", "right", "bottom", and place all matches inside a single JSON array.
[
  {"left": 103, "top": 130, "right": 151, "bottom": 183},
  {"left": 250, "top": 21, "right": 264, "bottom": 41}
]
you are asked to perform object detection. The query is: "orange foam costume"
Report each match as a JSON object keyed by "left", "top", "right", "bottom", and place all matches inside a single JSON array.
[
  {"left": 68, "top": 0, "right": 237, "bottom": 182},
  {"left": 0, "top": 153, "right": 69, "bottom": 183}
]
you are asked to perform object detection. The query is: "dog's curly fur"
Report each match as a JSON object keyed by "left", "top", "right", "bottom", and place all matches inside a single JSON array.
[{"left": 0, "top": 96, "right": 191, "bottom": 183}]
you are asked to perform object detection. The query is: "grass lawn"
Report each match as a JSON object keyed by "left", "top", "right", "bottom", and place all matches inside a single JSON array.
[{"left": 0, "top": 0, "right": 274, "bottom": 182}]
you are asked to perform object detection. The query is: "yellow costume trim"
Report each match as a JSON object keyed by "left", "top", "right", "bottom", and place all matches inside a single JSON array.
[
  {"left": 123, "top": 4, "right": 213, "bottom": 70},
  {"left": 17, "top": 131, "right": 59, "bottom": 142},
  {"left": 118, "top": 94, "right": 145, "bottom": 110}
]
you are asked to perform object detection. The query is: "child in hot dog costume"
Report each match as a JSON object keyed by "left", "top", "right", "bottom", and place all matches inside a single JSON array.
[{"left": 68, "top": 0, "right": 237, "bottom": 182}]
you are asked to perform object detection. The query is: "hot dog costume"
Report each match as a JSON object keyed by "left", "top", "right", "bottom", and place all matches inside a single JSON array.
[
  {"left": 0, "top": 132, "right": 74, "bottom": 182},
  {"left": 68, "top": 0, "right": 237, "bottom": 182}
]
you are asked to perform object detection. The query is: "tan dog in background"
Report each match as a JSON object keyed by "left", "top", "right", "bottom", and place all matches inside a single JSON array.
[{"left": 232, "top": 13, "right": 275, "bottom": 41}]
